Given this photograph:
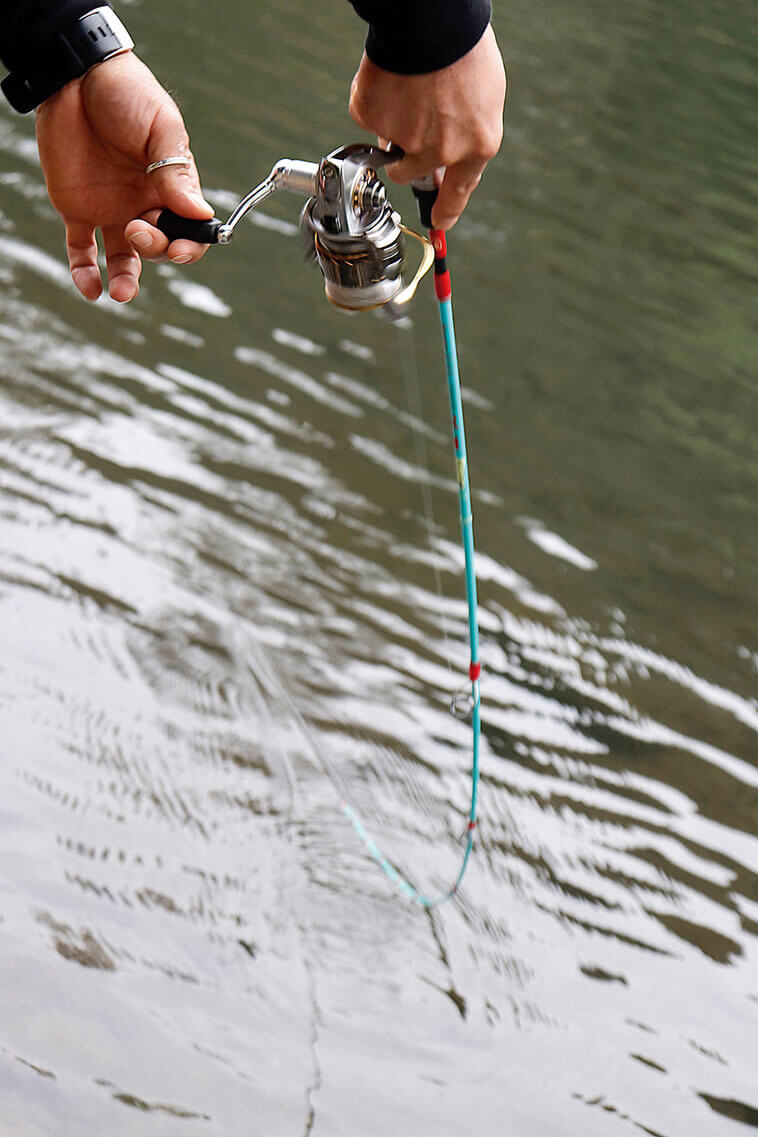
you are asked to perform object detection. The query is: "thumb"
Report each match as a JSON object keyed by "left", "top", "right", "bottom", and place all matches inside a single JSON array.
[{"left": 145, "top": 110, "right": 213, "bottom": 219}]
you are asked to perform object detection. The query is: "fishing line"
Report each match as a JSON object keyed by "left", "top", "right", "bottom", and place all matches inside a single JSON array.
[
  {"left": 395, "top": 322, "right": 454, "bottom": 679},
  {"left": 237, "top": 250, "right": 483, "bottom": 909},
  {"left": 161, "top": 145, "right": 482, "bottom": 907}
]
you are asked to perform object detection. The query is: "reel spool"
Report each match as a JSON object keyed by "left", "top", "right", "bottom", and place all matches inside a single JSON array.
[{"left": 156, "top": 144, "right": 433, "bottom": 319}]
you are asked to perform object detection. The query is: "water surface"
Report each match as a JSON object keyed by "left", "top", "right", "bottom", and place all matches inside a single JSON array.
[{"left": 0, "top": 1, "right": 756, "bottom": 1134}]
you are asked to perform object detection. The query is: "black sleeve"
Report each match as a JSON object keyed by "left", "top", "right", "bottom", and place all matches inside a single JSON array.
[
  {"left": 0, "top": 1, "right": 492, "bottom": 87},
  {"left": 348, "top": 0, "right": 492, "bottom": 74},
  {"left": 0, "top": 1, "right": 104, "bottom": 73}
]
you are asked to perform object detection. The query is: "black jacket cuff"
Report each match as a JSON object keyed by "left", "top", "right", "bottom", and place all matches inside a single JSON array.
[
  {"left": 0, "top": 1, "right": 105, "bottom": 72},
  {"left": 351, "top": 0, "right": 492, "bottom": 74}
]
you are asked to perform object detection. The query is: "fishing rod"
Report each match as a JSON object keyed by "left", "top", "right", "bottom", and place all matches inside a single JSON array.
[{"left": 158, "top": 145, "right": 481, "bottom": 906}]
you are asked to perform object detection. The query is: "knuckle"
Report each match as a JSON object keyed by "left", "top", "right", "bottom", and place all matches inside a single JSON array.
[
  {"left": 349, "top": 102, "right": 367, "bottom": 131},
  {"left": 107, "top": 255, "right": 136, "bottom": 273},
  {"left": 449, "top": 179, "right": 476, "bottom": 201},
  {"left": 477, "top": 123, "right": 504, "bottom": 161},
  {"left": 348, "top": 90, "right": 371, "bottom": 130},
  {"left": 434, "top": 134, "right": 458, "bottom": 170}
]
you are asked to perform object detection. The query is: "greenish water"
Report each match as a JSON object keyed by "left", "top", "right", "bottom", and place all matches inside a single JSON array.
[{"left": 0, "top": 1, "right": 756, "bottom": 1134}]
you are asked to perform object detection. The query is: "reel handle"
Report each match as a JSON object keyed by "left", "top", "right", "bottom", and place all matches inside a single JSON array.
[{"left": 155, "top": 210, "right": 224, "bottom": 244}]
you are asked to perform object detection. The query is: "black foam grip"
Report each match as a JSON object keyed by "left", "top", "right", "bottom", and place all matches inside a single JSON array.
[
  {"left": 412, "top": 187, "right": 438, "bottom": 229},
  {"left": 156, "top": 210, "right": 222, "bottom": 244}
]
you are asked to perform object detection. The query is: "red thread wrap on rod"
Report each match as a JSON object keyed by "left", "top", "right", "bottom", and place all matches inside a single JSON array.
[{"left": 430, "top": 227, "right": 452, "bottom": 301}]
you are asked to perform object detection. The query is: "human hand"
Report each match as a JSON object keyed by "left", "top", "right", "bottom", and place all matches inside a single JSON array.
[
  {"left": 349, "top": 25, "right": 506, "bottom": 230},
  {"left": 35, "top": 51, "right": 213, "bottom": 302}
]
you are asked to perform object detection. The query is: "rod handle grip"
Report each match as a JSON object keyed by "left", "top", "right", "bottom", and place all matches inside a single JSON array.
[
  {"left": 411, "top": 176, "right": 438, "bottom": 229},
  {"left": 156, "top": 210, "right": 223, "bottom": 244}
]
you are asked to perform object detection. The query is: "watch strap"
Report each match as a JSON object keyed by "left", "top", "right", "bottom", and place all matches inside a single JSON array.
[{"left": 1, "top": 7, "right": 134, "bottom": 114}]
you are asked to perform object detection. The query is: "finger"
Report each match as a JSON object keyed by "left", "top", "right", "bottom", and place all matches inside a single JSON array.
[
  {"left": 432, "top": 159, "right": 486, "bottom": 230},
  {"left": 125, "top": 211, "right": 208, "bottom": 265},
  {"left": 125, "top": 219, "right": 170, "bottom": 263},
  {"left": 102, "top": 225, "right": 142, "bottom": 303},
  {"left": 145, "top": 106, "right": 214, "bottom": 221},
  {"left": 66, "top": 221, "right": 102, "bottom": 301},
  {"left": 382, "top": 151, "right": 441, "bottom": 186},
  {"left": 377, "top": 136, "right": 403, "bottom": 162}
]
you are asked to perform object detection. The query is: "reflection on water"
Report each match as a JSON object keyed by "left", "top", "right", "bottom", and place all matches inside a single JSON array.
[{"left": 0, "top": 1, "right": 756, "bottom": 1134}]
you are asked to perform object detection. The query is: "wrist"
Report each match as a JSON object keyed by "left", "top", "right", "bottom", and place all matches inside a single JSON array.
[
  {"left": 2, "top": 6, "right": 133, "bottom": 114},
  {"left": 34, "top": 46, "right": 136, "bottom": 117}
]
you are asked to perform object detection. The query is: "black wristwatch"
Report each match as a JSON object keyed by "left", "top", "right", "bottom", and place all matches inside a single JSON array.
[{"left": 1, "top": 6, "right": 134, "bottom": 114}]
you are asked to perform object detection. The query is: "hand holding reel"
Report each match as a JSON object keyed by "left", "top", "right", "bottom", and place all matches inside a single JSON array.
[{"left": 157, "top": 144, "right": 434, "bottom": 319}]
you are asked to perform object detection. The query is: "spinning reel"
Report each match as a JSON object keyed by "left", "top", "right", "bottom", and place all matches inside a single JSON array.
[{"left": 157, "top": 144, "right": 434, "bottom": 319}]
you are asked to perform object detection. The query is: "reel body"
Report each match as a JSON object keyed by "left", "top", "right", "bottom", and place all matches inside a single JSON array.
[
  {"left": 300, "top": 144, "right": 406, "bottom": 312},
  {"left": 156, "top": 144, "right": 432, "bottom": 319}
]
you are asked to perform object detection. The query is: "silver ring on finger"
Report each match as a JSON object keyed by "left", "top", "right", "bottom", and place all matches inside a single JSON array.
[{"left": 145, "top": 156, "right": 191, "bottom": 175}]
